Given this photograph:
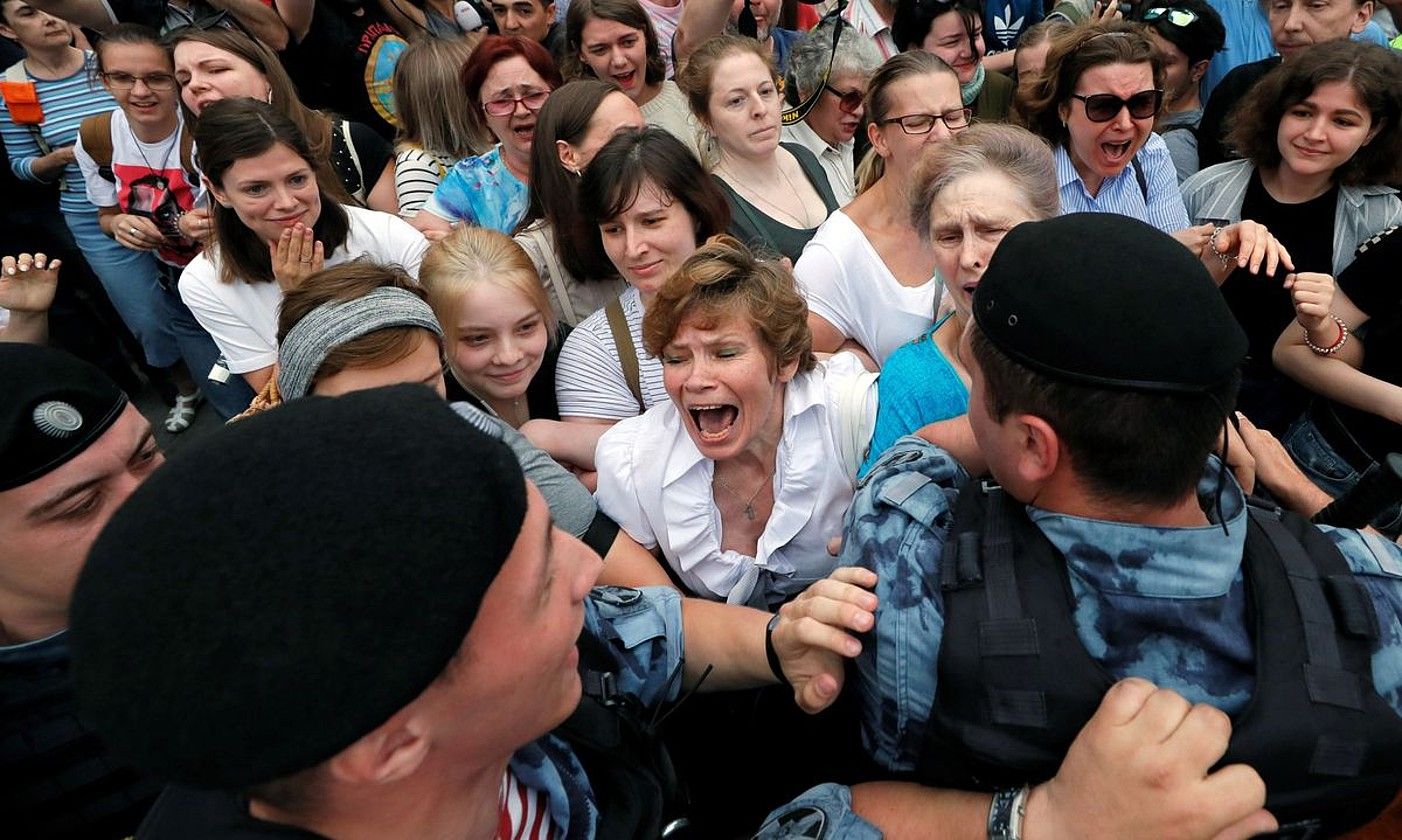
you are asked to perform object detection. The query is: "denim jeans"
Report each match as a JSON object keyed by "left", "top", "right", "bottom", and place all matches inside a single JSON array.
[
  {"left": 1283, "top": 413, "right": 1402, "bottom": 538},
  {"left": 64, "top": 211, "right": 253, "bottom": 419}
]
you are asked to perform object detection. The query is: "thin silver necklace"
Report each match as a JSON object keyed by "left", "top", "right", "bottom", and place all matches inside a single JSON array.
[{"left": 126, "top": 116, "right": 180, "bottom": 189}]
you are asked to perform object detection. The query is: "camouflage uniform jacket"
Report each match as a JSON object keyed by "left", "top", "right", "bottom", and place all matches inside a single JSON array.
[{"left": 846, "top": 437, "right": 1402, "bottom": 773}]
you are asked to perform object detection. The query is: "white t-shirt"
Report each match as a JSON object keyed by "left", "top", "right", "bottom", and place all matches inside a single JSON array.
[
  {"left": 794, "top": 210, "right": 941, "bottom": 366},
  {"left": 640, "top": 0, "right": 685, "bottom": 78},
  {"left": 178, "top": 205, "right": 429, "bottom": 375},
  {"left": 594, "top": 352, "right": 877, "bottom": 604},
  {"left": 554, "top": 285, "right": 667, "bottom": 420},
  {"left": 74, "top": 109, "right": 201, "bottom": 268},
  {"left": 641, "top": 80, "right": 707, "bottom": 163}
]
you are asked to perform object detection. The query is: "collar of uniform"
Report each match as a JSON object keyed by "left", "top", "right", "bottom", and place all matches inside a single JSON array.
[
  {"left": 510, "top": 734, "right": 594, "bottom": 838},
  {"left": 1026, "top": 458, "right": 1247, "bottom": 598}
]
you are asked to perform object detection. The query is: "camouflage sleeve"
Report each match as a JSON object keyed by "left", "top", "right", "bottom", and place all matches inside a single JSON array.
[
  {"left": 583, "top": 585, "right": 685, "bottom": 710},
  {"left": 1326, "top": 528, "right": 1402, "bottom": 718},
  {"left": 842, "top": 436, "right": 967, "bottom": 772}
]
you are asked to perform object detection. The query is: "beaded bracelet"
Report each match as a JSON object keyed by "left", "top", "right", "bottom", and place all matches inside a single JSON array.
[
  {"left": 1210, "top": 224, "right": 1236, "bottom": 268},
  {"left": 1303, "top": 314, "right": 1350, "bottom": 356}
]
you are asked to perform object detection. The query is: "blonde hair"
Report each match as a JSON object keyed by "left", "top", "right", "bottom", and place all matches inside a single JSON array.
[
  {"left": 676, "top": 34, "right": 776, "bottom": 125},
  {"left": 419, "top": 227, "right": 558, "bottom": 346},
  {"left": 392, "top": 34, "right": 487, "bottom": 160}
]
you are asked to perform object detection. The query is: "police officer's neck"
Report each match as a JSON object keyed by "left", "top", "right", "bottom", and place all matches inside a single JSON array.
[{"left": 1033, "top": 476, "right": 1211, "bottom": 528}]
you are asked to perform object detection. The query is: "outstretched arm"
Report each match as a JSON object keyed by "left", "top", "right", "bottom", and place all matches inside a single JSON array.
[{"left": 0, "top": 253, "right": 60, "bottom": 344}]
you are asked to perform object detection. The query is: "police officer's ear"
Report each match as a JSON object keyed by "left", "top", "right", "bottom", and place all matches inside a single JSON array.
[
  {"left": 1003, "top": 412, "right": 1064, "bottom": 490},
  {"left": 325, "top": 706, "right": 433, "bottom": 787}
]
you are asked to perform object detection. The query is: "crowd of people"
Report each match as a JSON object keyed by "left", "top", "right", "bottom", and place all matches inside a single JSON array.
[{"left": 2, "top": 0, "right": 1402, "bottom": 836}]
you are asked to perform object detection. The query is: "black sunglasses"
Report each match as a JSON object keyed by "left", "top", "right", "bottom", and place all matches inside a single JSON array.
[
  {"left": 1070, "top": 89, "right": 1164, "bottom": 122},
  {"left": 823, "top": 84, "right": 864, "bottom": 114}
]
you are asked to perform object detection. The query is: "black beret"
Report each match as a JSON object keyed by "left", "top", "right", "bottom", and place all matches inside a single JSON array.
[
  {"left": 973, "top": 213, "right": 1247, "bottom": 393},
  {"left": 70, "top": 385, "right": 527, "bottom": 790},
  {"left": 0, "top": 344, "right": 127, "bottom": 492}
]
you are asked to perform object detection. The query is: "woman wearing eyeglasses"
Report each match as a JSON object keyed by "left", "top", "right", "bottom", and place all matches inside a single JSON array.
[
  {"left": 1184, "top": 41, "right": 1402, "bottom": 433},
  {"left": 677, "top": 35, "right": 839, "bottom": 263},
  {"left": 795, "top": 51, "right": 963, "bottom": 367},
  {"left": 74, "top": 24, "right": 253, "bottom": 427},
  {"left": 413, "top": 36, "right": 563, "bottom": 237}
]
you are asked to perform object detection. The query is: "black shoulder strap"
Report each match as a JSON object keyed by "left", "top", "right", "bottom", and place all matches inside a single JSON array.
[
  {"left": 1130, "top": 154, "right": 1149, "bottom": 203},
  {"left": 605, "top": 297, "right": 646, "bottom": 413}
]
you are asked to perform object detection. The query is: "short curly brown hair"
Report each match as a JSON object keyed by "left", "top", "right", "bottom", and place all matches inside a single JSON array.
[
  {"left": 643, "top": 236, "right": 816, "bottom": 376},
  {"left": 1018, "top": 22, "right": 1164, "bottom": 148},
  {"left": 1225, "top": 40, "right": 1402, "bottom": 187}
]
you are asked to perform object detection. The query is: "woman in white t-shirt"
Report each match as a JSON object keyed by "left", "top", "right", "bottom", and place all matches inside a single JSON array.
[
  {"left": 553, "top": 127, "right": 730, "bottom": 428},
  {"left": 795, "top": 50, "right": 966, "bottom": 366},
  {"left": 180, "top": 98, "right": 428, "bottom": 394},
  {"left": 595, "top": 236, "right": 877, "bottom": 606},
  {"left": 563, "top": 0, "right": 707, "bottom": 161}
]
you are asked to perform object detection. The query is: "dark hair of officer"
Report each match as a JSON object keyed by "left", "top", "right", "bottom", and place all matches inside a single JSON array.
[{"left": 966, "top": 214, "right": 1245, "bottom": 507}]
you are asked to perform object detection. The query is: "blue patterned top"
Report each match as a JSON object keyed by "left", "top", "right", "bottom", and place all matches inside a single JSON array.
[
  {"left": 858, "top": 316, "right": 967, "bottom": 478},
  {"left": 846, "top": 437, "right": 1402, "bottom": 772},
  {"left": 422, "top": 145, "right": 528, "bottom": 234}
]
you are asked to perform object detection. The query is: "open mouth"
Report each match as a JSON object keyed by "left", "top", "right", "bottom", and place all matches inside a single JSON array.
[
  {"left": 1100, "top": 140, "right": 1132, "bottom": 163},
  {"left": 512, "top": 121, "right": 535, "bottom": 141},
  {"left": 612, "top": 70, "right": 637, "bottom": 89},
  {"left": 689, "top": 404, "right": 739, "bottom": 441}
]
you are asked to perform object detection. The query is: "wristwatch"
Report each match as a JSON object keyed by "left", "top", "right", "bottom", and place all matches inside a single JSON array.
[{"left": 988, "top": 785, "right": 1029, "bottom": 840}]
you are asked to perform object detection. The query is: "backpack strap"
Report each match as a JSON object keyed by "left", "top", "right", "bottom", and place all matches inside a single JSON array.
[
  {"left": 78, "top": 111, "right": 115, "bottom": 182},
  {"left": 4, "top": 61, "right": 54, "bottom": 158},
  {"left": 4, "top": 60, "right": 27, "bottom": 82},
  {"left": 605, "top": 297, "right": 646, "bottom": 414}
]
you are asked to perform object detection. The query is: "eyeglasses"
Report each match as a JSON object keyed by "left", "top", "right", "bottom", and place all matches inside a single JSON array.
[
  {"left": 482, "top": 89, "right": 550, "bottom": 116},
  {"left": 1070, "top": 89, "right": 1164, "bottom": 122},
  {"left": 879, "top": 108, "right": 972, "bottom": 134},
  {"left": 1142, "top": 7, "right": 1200, "bottom": 26},
  {"left": 823, "top": 85, "right": 864, "bottom": 114},
  {"left": 101, "top": 71, "right": 180, "bottom": 92}
]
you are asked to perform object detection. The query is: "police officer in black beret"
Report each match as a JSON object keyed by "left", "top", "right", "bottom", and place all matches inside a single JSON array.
[
  {"left": 840, "top": 213, "right": 1402, "bottom": 838},
  {"left": 0, "top": 342, "right": 164, "bottom": 837}
]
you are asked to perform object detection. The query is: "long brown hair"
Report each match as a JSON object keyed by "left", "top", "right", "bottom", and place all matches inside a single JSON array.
[
  {"left": 392, "top": 34, "right": 487, "bottom": 160},
  {"left": 167, "top": 27, "right": 353, "bottom": 205},
  {"left": 196, "top": 98, "right": 350, "bottom": 285}
]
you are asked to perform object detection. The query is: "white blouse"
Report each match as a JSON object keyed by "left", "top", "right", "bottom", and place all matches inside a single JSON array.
[{"left": 594, "top": 352, "right": 877, "bottom": 605}]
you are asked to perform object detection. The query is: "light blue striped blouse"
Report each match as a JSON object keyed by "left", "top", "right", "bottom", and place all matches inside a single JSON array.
[
  {"left": 1, "top": 52, "right": 116, "bottom": 215},
  {"left": 1054, "top": 131, "right": 1191, "bottom": 235}
]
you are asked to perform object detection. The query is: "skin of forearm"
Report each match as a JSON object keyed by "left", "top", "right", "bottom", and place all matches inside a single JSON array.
[
  {"left": 0, "top": 311, "right": 49, "bottom": 344},
  {"left": 680, "top": 599, "right": 773, "bottom": 691},
  {"left": 1274, "top": 342, "right": 1398, "bottom": 423},
  {"left": 29, "top": 149, "right": 72, "bottom": 180},
  {"left": 205, "top": 0, "right": 289, "bottom": 49},
  {"left": 849, "top": 781, "right": 990, "bottom": 838}
]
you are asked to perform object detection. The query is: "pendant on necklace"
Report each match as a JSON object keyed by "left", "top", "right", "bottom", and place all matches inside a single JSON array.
[{"left": 743, "top": 503, "right": 756, "bottom": 521}]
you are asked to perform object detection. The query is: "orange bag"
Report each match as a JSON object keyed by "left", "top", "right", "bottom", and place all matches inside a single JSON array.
[{"left": 0, "top": 80, "right": 44, "bottom": 125}]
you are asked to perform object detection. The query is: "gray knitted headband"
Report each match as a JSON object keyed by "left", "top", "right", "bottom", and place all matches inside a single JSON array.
[{"left": 278, "top": 286, "right": 444, "bottom": 400}]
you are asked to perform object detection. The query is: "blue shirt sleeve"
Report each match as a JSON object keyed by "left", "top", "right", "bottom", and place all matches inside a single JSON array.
[
  {"left": 1141, "top": 132, "right": 1191, "bottom": 233},
  {"left": 846, "top": 437, "right": 967, "bottom": 771},
  {"left": 582, "top": 585, "right": 685, "bottom": 711}
]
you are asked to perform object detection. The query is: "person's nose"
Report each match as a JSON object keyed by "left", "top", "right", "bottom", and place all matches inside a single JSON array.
[
  {"left": 494, "top": 335, "right": 524, "bottom": 366},
  {"left": 1281, "top": 3, "right": 1305, "bottom": 31}
]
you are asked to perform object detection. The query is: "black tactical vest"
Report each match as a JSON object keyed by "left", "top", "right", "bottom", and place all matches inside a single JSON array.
[{"left": 918, "top": 480, "right": 1402, "bottom": 838}]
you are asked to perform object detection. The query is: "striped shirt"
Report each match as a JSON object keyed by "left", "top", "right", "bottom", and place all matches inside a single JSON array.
[
  {"left": 555, "top": 286, "right": 668, "bottom": 421},
  {"left": 498, "top": 768, "right": 559, "bottom": 840},
  {"left": 394, "top": 144, "right": 455, "bottom": 219},
  {"left": 0, "top": 52, "right": 116, "bottom": 215},
  {"left": 1054, "top": 131, "right": 1190, "bottom": 235}
]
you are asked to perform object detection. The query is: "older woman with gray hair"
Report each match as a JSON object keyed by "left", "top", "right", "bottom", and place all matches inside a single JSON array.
[
  {"left": 857, "top": 123, "right": 1059, "bottom": 476},
  {"left": 782, "top": 19, "right": 884, "bottom": 206}
]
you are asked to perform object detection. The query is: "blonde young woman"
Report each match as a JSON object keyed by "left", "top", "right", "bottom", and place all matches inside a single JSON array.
[
  {"left": 420, "top": 225, "right": 565, "bottom": 427},
  {"left": 391, "top": 34, "right": 487, "bottom": 220}
]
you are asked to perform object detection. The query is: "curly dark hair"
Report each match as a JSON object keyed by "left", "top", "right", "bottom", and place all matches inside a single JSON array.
[
  {"left": 643, "top": 235, "right": 816, "bottom": 376},
  {"left": 1226, "top": 40, "right": 1402, "bottom": 187}
]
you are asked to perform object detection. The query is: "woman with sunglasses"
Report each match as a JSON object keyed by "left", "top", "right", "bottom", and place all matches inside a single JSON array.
[
  {"left": 1137, "top": 0, "right": 1226, "bottom": 182},
  {"left": 413, "top": 36, "right": 563, "bottom": 237},
  {"left": 795, "top": 51, "right": 963, "bottom": 367},
  {"left": 677, "top": 35, "right": 839, "bottom": 263},
  {"left": 1183, "top": 41, "right": 1402, "bottom": 432},
  {"left": 1022, "top": 22, "right": 1286, "bottom": 277},
  {"left": 782, "top": 18, "right": 884, "bottom": 207},
  {"left": 891, "top": 0, "right": 1013, "bottom": 123}
]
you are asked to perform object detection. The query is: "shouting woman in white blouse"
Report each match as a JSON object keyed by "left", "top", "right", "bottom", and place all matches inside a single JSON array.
[{"left": 594, "top": 236, "right": 877, "bottom": 607}]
